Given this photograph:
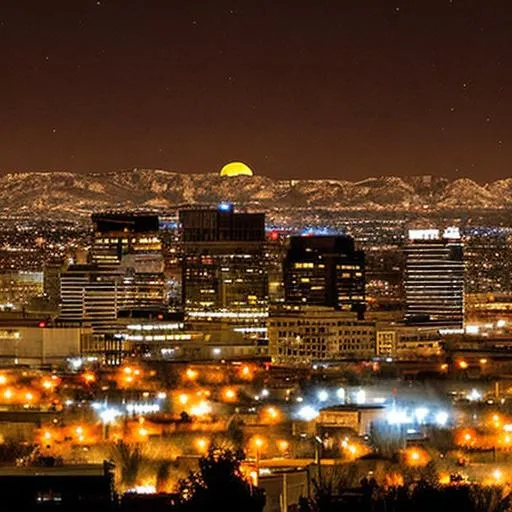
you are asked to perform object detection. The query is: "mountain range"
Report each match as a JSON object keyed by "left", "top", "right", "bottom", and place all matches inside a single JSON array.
[{"left": 0, "top": 169, "right": 507, "bottom": 217}]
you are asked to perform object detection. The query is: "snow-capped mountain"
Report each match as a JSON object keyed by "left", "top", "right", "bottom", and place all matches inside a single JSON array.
[{"left": 0, "top": 169, "right": 505, "bottom": 216}]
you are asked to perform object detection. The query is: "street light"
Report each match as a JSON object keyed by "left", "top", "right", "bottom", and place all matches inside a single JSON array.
[
  {"left": 252, "top": 436, "right": 265, "bottom": 486},
  {"left": 314, "top": 435, "right": 323, "bottom": 483},
  {"left": 195, "top": 437, "right": 208, "bottom": 454}
]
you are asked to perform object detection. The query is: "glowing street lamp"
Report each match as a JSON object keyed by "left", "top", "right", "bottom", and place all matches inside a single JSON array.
[
  {"left": 252, "top": 436, "right": 265, "bottom": 486},
  {"left": 263, "top": 406, "right": 281, "bottom": 423},
  {"left": 185, "top": 368, "right": 198, "bottom": 381},
  {"left": 277, "top": 440, "right": 289, "bottom": 454},
  {"left": 195, "top": 437, "right": 209, "bottom": 453},
  {"left": 82, "top": 372, "right": 96, "bottom": 384},
  {"left": 223, "top": 387, "right": 237, "bottom": 402},
  {"left": 405, "top": 447, "right": 428, "bottom": 466}
]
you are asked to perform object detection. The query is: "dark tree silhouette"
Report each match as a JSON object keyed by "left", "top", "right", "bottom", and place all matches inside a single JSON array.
[{"left": 177, "top": 446, "right": 265, "bottom": 512}]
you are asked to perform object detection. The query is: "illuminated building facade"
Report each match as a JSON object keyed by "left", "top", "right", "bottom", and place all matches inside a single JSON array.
[
  {"left": 89, "top": 213, "right": 166, "bottom": 312},
  {"left": 82, "top": 311, "right": 265, "bottom": 364},
  {"left": 375, "top": 325, "right": 442, "bottom": 358},
  {"left": 0, "top": 319, "right": 90, "bottom": 366},
  {"left": 90, "top": 213, "right": 161, "bottom": 265},
  {"left": 283, "top": 235, "right": 365, "bottom": 317},
  {"left": 43, "top": 261, "right": 63, "bottom": 309},
  {"left": 60, "top": 264, "right": 138, "bottom": 333},
  {"left": 180, "top": 204, "right": 268, "bottom": 321},
  {"left": 405, "top": 228, "right": 464, "bottom": 327},
  {"left": 0, "top": 272, "right": 43, "bottom": 310},
  {"left": 268, "top": 307, "right": 375, "bottom": 364}
]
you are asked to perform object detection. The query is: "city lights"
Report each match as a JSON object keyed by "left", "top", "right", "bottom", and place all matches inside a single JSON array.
[
  {"left": 99, "top": 408, "right": 121, "bottom": 424},
  {"left": 317, "top": 390, "right": 329, "bottom": 402},
  {"left": 0, "top": 1, "right": 510, "bottom": 505},
  {"left": 222, "top": 387, "right": 237, "bottom": 402},
  {"left": 297, "top": 405, "right": 319, "bottom": 421},
  {"left": 435, "top": 411, "right": 449, "bottom": 427},
  {"left": 355, "top": 389, "right": 366, "bottom": 405},
  {"left": 185, "top": 368, "right": 199, "bottom": 381},
  {"left": 405, "top": 447, "right": 429, "bottom": 467},
  {"left": 190, "top": 401, "right": 212, "bottom": 417},
  {"left": 467, "top": 389, "right": 482, "bottom": 401},
  {"left": 195, "top": 437, "right": 209, "bottom": 453},
  {"left": 414, "top": 407, "right": 429, "bottom": 423},
  {"left": 82, "top": 371, "right": 96, "bottom": 384}
]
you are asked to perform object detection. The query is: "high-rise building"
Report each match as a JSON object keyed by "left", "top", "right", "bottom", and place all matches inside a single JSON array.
[
  {"left": 43, "top": 260, "right": 64, "bottom": 309},
  {"left": 283, "top": 235, "right": 365, "bottom": 317},
  {"left": 404, "top": 227, "right": 464, "bottom": 327},
  {"left": 89, "top": 213, "right": 166, "bottom": 310},
  {"left": 180, "top": 204, "right": 267, "bottom": 321},
  {"left": 90, "top": 213, "right": 161, "bottom": 265},
  {"left": 60, "top": 264, "right": 136, "bottom": 333}
]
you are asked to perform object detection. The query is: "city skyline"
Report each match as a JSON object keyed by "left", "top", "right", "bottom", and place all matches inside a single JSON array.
[
  {"left": 2, "top": 3, "right": 512, "bottom": 507},
  {"left": 1, "top": 1, "right": 511, "bottom": 181}
]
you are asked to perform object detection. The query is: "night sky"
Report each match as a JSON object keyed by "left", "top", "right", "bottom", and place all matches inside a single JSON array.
[{"left": 1, "top": 1, "right": 511, "bottom": 181}]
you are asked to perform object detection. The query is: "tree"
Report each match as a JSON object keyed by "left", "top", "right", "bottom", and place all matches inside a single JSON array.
[
  {"left": 177, "top": 446, "right": 265, "bottom": 512},
  {"left": 109, "top": 441, "right": 143, "bottom": 489}
]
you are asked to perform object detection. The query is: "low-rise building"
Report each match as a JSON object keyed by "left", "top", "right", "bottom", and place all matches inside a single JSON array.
[
  {"left": 318, "top": 405, "right": 385, "bottom": 436},
  {"left": 0, "top": 319, "right": 90, "bottom": 366},
  {"left": 268, "top": 307, "right": 375, "bottom": 365}
]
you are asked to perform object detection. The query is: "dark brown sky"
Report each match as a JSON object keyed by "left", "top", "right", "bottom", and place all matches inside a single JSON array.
[{"left": 1, "top": 0, "right": 511, "bottom": 181}]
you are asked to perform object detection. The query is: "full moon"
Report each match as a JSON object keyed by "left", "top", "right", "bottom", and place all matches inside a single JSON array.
[{"left": 219, "top": 161, "right": 254, "bottom": 177}]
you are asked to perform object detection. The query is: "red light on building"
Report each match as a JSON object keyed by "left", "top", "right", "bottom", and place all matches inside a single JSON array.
[{"left": 38, "top": 321, "right": 47, "bottom": 328}]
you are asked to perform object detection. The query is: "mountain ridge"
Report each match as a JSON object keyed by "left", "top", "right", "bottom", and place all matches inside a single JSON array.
[{"left": 0, "top": 169, "right": 506, "bottom": 216}]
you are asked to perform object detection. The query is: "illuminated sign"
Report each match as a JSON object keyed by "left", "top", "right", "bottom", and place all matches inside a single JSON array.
[
  {"left": 443, "top": 226, "right": 461, "bottom": 239},
  {"left": 408, "top": 229, "right": 439, "bottom": 240}
]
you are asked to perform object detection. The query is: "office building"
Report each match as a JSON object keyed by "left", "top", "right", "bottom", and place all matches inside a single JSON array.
[
  {"left": 283, "top": 235, "right": 365, "bottom": 317},
  {"left": 43, "top": 260, "right": 64, "bottom": 309},
  {"left": 60, "top": 264, "right": 137, "bottom": 334},
  {"left": 86, "top": 212, "right": 166, "bottom": 313},
  {"left": 90, "top": 213, "right": 161, "bottom": 265},
  {"left": 0, "top": 318, "right": 90, "bottom": 366},
  {"left": 268, "top": 307, "right": 375, "bottom": 364},
  {"left": 405, "top": 228, "right": 464, "bottom": 327},
  {"left": 0, "top": 272, "right": 43, "bottom": 310},
  {"left": 180, "top": 204, "right": 268, "bottom": 322}
]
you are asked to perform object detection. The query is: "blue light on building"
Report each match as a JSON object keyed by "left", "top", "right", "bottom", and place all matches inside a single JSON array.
[{"left": 217, "top": 202, "right": 234, "bottom": 213}]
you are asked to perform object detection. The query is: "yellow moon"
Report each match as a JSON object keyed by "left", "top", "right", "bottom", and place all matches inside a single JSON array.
[{"left": 219, "top": 161, "right": 254, "bottom": 177}]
